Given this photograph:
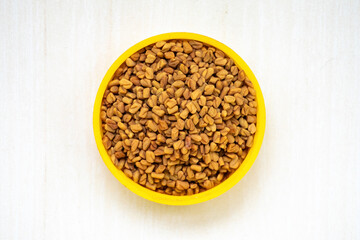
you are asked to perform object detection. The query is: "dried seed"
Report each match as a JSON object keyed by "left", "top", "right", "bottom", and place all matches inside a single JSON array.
[{"left": 119, "top": 78, "right": 133, "bottom": 89}]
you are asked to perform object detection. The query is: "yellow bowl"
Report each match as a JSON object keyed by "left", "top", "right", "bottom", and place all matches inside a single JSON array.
[{"left": 93, "top": 32, "right": 266, "bottom": 205}]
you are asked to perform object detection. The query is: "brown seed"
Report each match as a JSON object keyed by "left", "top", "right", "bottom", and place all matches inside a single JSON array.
[
  {"left": 102, "top": 136, "right": 111, "bottom": 150},
  {"left": 145, "top": 67, "right": 154, "bottom": 79},
  {"left": 190, "top": 165, "right": 202, "bottom": 172},
  {"left": 195, "top": 172, "right": 206, "bottom": 180},
  {"left": 176, "top": 180, "right": 189, "bottom": 190},
  {"left": 248, "top": 123, "right": 256, "bottom": 134},
  {"left": 164, "top": 52, "right": 175, "bottom": 59},
  {"left": 173, "top": 140, "right": 184, "bottom": 150},
  {"left": 146, "top": 120, "right": 158, "bottom": 132},
  {"left": 167, "top": 105, "right": 178, "bottom": 114},
  {"left": 190, "top": 134, "right": 202, "bottom": 142},
  {"left": 130, "top": 123, "right": 142, "bottom": 132},
  {"left": 191, "top": 88, "right": 203, "bottom": 100},
  {"left": 183, "top": 41, "right": 193, "bottom": 53},
  {"left": 119, "top": 78, "right": 133, "bottom": 89},
  {"left": 146, "top": 151, "right": 155, "bottom": 163},
  {"left": 128, "top": 102, "right": 141, "bottom": 114},
  {"left": 123, "top": 169, "right": 133, "bottom": 178},
  {"left": 151, "top": 172, "right": 165, "bottom": 179},
  {"left": 214, "top": 57, "right": 227, "bottom": 66},
  {"left": 172, "top": 80, "right": 185, "bottom": 88},
  {"left": 145, "top": 54, "right": 156, "bottom": 64},
  {"left": 152, "top": 106, "right": 165, "bottom": 117},
  {"left": 125, "top": 58, "right": 136, "bottom": 67}
]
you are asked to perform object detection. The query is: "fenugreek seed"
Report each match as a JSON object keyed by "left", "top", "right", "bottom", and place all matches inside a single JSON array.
[
  {"left": 199, "top": 96, "right": 206, "bottom": 106},
  {"left": 106, "top": 92, "right": 116, "bottom": 103},
  {"left": 186, "top": 102, "right": 197, "bottom": 114},
  {"left": 164, "top": 52, "right": 175, "bottom": 59},
  {"left": 248, "top": 123, "right": 256, "bottom": 134},
  {"left": 204, "top": 85, "right": 215, "bottom": 95},
  {"left": 151, "top": 172, "right": 165, "bottom": 179},
  {"left": 125, "top": 58, "right": 136, "bottom": 67},
  {"left": 172, "top": 81, "right": 185, "bottom": 88},
  {"left": 190, "top": 165, "right": 202, "bottom": 172},
  {"left": 176, "top": 180, "right": 189, "bottom": 190},
  {"left": 239, "top": 118, "right": 248, "bottom": 128},
  {"left": 214, "top": 57, "right": 227, "bottom": 66},
  {"left": 190, "top": 134, "right": 202, "bottom": 142},
  {"left": 191, "top": 88, "right": 203, "bottom": 100},
  {"left": 130, "top": 123, "right": 142, "bottom": 132},
  {"left": 229, "top": 159, "right": 241, "bottom": 169},
  {"left": 166, "top": 99, "right": 177, "bottom": 108},
  {"left": 246, "top": 136, "right": 254, "bottom": 147},
  {"left": 152, "top": 106, "right": 165, "bottom": 117},
  {"left": 164, "top": 147, "right": 174, "bottom": 155},
  {"left": 102, "top": 136, "right": 111, "bottom": 149},
  {"left": 167, "top": 105, "right": 178, "bottom": 114},
  {"left": 145, "top": 54, "right": 156, "bottom": 64},
  {"left": 119, "top": 78, "right": 133, "bottom": 89},
  {"left": 145, "top": 67, "right": 154, "bottom": 79},
  {"left": 179, "top": 109, "right": 189, "bottom": 119},
  {"left": 173, "top": 140, "right": 184, "bottom": 150},
  {"left": 224, "top": 95, "right": 235, "bottom": 103},
  {"left": 183, "top": 41, "right": 193, "bottom": 53},
  {"left": 146, "top": 182, "right": 156, "bottom": 191},
  {"left": 195, "top": 172, "right": 206, "bottom": 180},
  {"left": 131, "top": 139, "right": 139, "bottom": 152},
  {"left": 145, "top": 151, "right": 155, "bottom": 163},
  {"left": 123, "top": 169, "right": 133, "bottom": 178},
  {"left": 128, "top": 102, "right": 141, "bottom": 114},
  {"left": 216, "top": 69, "right": 228, "bottom": 79},
  {"left": 203, "top": 180, "right": 212, "bottom": 189}
]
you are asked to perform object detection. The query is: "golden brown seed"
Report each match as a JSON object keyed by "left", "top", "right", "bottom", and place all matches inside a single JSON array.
[
  {"left": 214, "top": 57, "right": 227, "bottom": 66},
  {"left": 203, "top": 180, "right": 213, "bottom": 189},
  {"left": 123, "top": 169, "right": 133, "bottom": 178},
  {"left": 183, "top": 41, "right": 193, "bottom": 53},
  {"left": 130, "top": 123, "right": 142, "bottom": 133},
  {"left": 173, "top": 140, "right": 184, "bottom": 150},
  {"left": 145, "top": 54, "right": 156, "bottom": 64},
  {"left": 125, "top": 58, "right": 136, "bottom": 67},
  {"left": 152, "top": 106, "right": 165, "bottom": 117},
  {"left": 145, "top": 67, "right": 154, "bottom": 79},
  {"left": 164, "top": 52, "right": 175, "bottom": 59},
  {"left": 146, "top": 151, "right": 155, "bottom": 163},
  {"left": 172, "top": 81, "right": 185, "bottom": 88},
  {"left": 150, "top": 172, "right": 164, "bottom": 180},
  {"left": 119, "top": 78, "right": 133, "bottom": 89},
  {"left": 128, "top": 102, "right": 141, "bottom": 114},
  {"left": 186, "top": 102, "right": 197, "bottom": 114},
  {"left": 167, "top": 105, "right": 178, "bottom": 114},
  {"left": 176, "top": 180, "right": 189, "bottom": 190},
  {"left": 102, "top": 136, "right": 111, "bottom": 150},
  {"left": 147, "top": 120, "right": 158, "bottom": 132},
  {"left": 246, "top": 136, "right": 254, "bottom": 147},
  {"left": 216, "top": 69, "right": 228, "bottom": 79},
  {"left": 191, "top": 88, "right": 203, "bottom": 100},
  {"left": 195, "top": 172, "right": 206, "bottom": 180},
  {"left": 190, "top": 134, "right": 202, "bottom": 142},
  {"left": 190, "top": 165, "right": 202, "bottom": 172},
  {"left": 248, "top": 123, "right": 256, "bottom": 134},
  {"left": 204, "top": 85, "right": 215, "bottom": 95}
]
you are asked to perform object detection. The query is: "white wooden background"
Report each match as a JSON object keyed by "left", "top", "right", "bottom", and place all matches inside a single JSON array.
[{"left": 1, "top": 0, "right": 359, "bottom": 239}]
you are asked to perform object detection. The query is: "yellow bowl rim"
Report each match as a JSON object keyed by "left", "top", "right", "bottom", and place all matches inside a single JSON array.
[{"left": 93, "top": 32, "right": 266, "bottom": 205}]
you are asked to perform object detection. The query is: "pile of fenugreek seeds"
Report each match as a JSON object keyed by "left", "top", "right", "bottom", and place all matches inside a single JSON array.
[{"left": 101, "top": 39, "right": 257, "bottom": 196}]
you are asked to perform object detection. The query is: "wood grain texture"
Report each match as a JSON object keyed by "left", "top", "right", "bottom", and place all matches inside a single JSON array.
[{"left": 1, "top": 0, "right": 359, "bottom": 239}]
